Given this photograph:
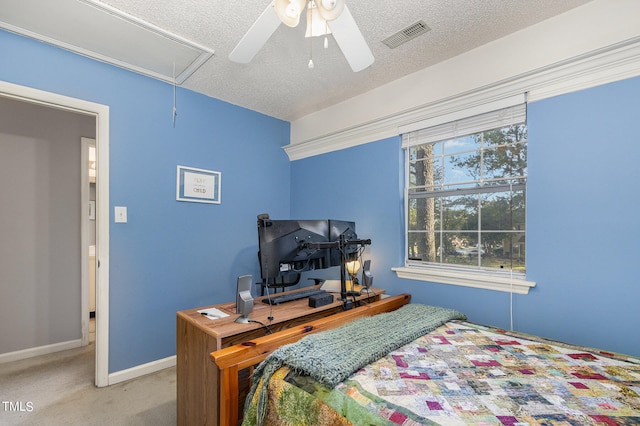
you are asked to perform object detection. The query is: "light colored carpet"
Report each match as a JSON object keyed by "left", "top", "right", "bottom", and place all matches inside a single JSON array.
[{"left": 0, "top": 343, "right": 176, "bottom": 425}]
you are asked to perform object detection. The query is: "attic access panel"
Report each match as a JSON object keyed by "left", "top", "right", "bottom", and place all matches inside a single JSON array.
[{"left": 0, "top": 0, "right": 214, "bottom": 84}]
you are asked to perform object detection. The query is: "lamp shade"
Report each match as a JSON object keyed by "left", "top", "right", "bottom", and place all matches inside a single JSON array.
[
  {"left": 345, "top": 260, "right": 361, "bottom": 276},
  {"left": 274, "top": 0, "right": 305, "bottom": 27},
  {"left": 316, "top": 0, "right": 345, "bottom": 21}
]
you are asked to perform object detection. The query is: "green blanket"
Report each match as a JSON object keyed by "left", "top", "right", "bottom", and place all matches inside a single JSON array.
[{"left": 244, "top": 303, "right": 466, "bottom": 426}]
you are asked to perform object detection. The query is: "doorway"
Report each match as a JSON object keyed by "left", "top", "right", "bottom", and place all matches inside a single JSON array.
[{"left": 0, "top": 81, "right": 110, "bottom": 387}]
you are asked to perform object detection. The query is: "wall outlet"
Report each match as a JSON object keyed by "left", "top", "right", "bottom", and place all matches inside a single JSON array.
[{"left": 114, "top": 206, "right": 127, "bottom": 223}]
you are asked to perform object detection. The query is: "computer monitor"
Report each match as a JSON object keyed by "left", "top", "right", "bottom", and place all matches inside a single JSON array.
[
  {"left": 328, "top": 220, "right": 357, "bottom": 266},
  {"left": 257, "top": 214, "right": 330, "bottom": 282},
  {"left": 256, "top": 215, "right": 370, "bottom": 309},
  {"left": 235, "top": 275, "right": 254, "bottom": 324}
]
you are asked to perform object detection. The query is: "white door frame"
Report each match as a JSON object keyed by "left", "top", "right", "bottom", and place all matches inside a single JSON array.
[
  {"left": 80, "top": 137, "right": 96, "bottom": 348},
  {"left": 0, "top": 81, "right": 111, "bottom": 387},
  {"left": 81, "top": 138, "right": 90, "bottom": 347}
]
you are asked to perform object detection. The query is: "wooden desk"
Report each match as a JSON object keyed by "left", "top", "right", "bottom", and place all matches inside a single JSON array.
[{"left": 176, "top": 285, "right": 385, "bottom": 426}]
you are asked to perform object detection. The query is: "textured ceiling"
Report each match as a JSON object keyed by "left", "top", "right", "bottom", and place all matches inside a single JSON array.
[{"left": 7, "top": 0, "right": 594, "bottom": 121}]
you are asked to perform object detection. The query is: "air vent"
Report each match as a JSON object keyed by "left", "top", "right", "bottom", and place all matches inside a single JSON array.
[{"left": 382, "top": 21, "right": 431, "bottom": 49}]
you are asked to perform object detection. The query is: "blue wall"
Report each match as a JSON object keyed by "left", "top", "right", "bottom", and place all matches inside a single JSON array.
[
  {"left": 3, "top": 26, "right": 639, "bottom": 371},
  {"left": 1, "top": 30, "right": 291, "bottom": 372},
  {"left": 290, "top": 138, "right": 405, "bottom": 286},
  {"left": 525, "top": 77, "right": 640, "bottom": 357},
  {"left": 290, "top": 76, "right": 640, "bottom": 358}
]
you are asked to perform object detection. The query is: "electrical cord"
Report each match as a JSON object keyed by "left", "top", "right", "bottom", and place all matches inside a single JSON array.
[
  {"left": 248, "top": 319, "right": 273, "bottom": 334},
  {"left": 260, "top": 218, "right": 275, "bottom": 325},
  {"left": 262, "top": 279, "right": 274, "bottom": 325},
  {"left": 292, "top": 250, "right": 321, "bottom": 273},
  {"left": 358, "top": 286, "right": 377, "bottom": 304}
]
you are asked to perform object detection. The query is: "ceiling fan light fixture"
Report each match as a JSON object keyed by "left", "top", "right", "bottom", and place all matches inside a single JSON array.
[
  {"left": 230, "top": 1, "right": 373, "bottom": 73},
  {"left": 317, "top": 0, "right": 345, "bottom": 21},
  {"left": 305, "top": 2, "right": 331, "bottom": 38},
  {"left": 274, "top": 0, "right": 305, "bottom": 27}
]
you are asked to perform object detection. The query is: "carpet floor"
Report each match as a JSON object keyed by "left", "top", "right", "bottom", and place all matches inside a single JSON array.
[{"left": 0, "top": 343, "right": 176, "bottom": 425}]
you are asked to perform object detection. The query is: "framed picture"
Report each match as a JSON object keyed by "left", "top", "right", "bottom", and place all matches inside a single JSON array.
[{"left": 176, "top": 165, "right": 221, "bottom": 204}]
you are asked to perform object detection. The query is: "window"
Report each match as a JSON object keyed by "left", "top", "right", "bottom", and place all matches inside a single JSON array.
[{"left": 399, "top": 103, "right": 530, "bottom": 290}]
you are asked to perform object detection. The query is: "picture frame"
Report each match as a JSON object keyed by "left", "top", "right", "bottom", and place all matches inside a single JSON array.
[{"left": 176, "top": 165, "right": 221, "bottom": 204}]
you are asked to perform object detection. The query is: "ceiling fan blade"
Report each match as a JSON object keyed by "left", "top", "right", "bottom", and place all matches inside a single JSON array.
[
  {"left": 327, "top": 4, "right": 374, "bottom": 72},
  {"left": 229, "top": 2, "right": 281, "bottom": 64}
]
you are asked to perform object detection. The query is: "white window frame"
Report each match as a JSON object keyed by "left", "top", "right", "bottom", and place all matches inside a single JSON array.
[{"left": 393, "top": 95, "right": 536, "bottom": 294}]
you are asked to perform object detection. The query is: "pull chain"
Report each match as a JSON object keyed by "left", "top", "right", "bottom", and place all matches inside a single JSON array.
[
  {"left": 172, "top": 61, "right": 178, "bottom": 126},
  {"left": 308, "top": 1, "right": 314, "bottom": 69}
]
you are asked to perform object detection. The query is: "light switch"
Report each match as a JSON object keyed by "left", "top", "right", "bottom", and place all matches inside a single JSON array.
[{"left": 114, "top": 206, "right": 127, "bottom": 223}]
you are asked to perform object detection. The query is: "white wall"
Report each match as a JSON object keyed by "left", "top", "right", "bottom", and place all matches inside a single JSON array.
[
  {"left": 289, "top": 0, "right": 640, "bottom": 152},
  {"left": 0, "top": 97, "right": 95, "bottom": 354}
]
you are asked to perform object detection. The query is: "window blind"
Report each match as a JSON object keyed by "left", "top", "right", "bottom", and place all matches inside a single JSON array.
[{"left": 401, "top": 96, "right": 526, "bottom": 148}]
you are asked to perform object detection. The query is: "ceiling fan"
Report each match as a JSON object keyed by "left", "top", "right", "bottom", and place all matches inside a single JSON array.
[{"left": 229, "top": 0, "right": 374, "bottom": 72}]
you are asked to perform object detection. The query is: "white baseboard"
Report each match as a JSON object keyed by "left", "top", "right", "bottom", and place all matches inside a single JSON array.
[
  {"left": 0, "top": 339, "right": 83, "bottom": 364},
  {"left": 108, "top": 355, "right": 176, "bottom": 385}
]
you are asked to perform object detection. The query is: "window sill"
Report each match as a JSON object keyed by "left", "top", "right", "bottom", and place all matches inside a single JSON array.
[{"left": 391, "top": 266, "right": 536, "bottom": 295}]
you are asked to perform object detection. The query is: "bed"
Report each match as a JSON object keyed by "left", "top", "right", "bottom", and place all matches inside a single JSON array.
[{"left": 212, "top": 294, "right": 640, "bottom": 425}]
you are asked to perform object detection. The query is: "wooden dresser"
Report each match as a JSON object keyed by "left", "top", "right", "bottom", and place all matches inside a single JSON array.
[{"left": 176, "top": 285, "right": 385, "bottom": 426}]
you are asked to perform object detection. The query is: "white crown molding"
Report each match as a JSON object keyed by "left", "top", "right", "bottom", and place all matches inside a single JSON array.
[
  {"left": 284, "top": 36, "right": 640, "bottom": 161},
  {"left": 525, "top": 36, "right": 640, "bottom": 102}
]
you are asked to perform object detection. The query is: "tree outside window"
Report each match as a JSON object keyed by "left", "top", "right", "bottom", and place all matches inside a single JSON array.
[{"left": 407, "top": 123, "right": 527, "bottom": 273}]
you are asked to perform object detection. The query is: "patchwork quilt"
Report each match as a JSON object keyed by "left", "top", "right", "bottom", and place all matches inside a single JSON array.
[{"left": 248, "top": 321, "right": 640, "bottom": 425}]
